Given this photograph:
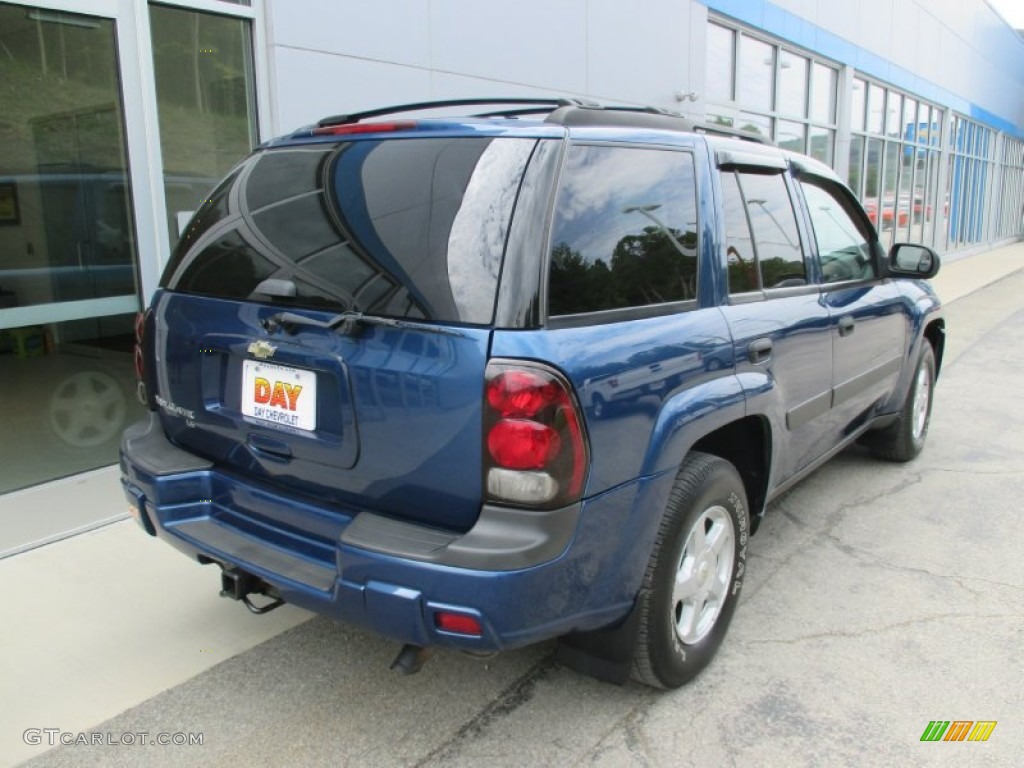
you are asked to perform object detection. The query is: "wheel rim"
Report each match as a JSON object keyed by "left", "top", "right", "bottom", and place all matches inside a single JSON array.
[
  {"left": 911, "top": 362, "right": 931, "bottom": 441},
  {"left": 49, "top": 371, "right": 126, "bottom": 448},
  {"left": 672, "top": 505, "right": 735, "bottom": 645}
]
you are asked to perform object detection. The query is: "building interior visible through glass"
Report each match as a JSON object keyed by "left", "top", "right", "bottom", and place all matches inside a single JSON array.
[{"left": 0, "top": 3, "right": 255, "bottom": 494}]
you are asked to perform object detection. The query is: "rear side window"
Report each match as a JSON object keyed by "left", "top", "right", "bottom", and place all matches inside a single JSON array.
[
  {"left": 721, "top": 169, "right": 806, "bottom": 292},
  {"left": 162, "top": 137, "right": 537, "bottom": 324},
  {"left": 547, "top": 145, "right": 699, "bottom": 317}
]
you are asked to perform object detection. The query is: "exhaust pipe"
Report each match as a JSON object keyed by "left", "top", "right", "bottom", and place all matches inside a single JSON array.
[
  {"left": 390, "top": 644, "right": 433, "bottom": 675},
  {"left": 219, "top": 567, "right": 285, "bottom": 615}
]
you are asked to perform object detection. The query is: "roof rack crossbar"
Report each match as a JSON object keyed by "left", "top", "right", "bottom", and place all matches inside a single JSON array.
[
  {"left": 317, "top": 98, "right": 593, "bottom": 127},
  {"left": 691, "top": 122, "right": 772, "bottom": 145}
]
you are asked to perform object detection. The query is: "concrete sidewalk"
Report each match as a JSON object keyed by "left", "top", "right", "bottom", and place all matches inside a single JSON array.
[{"left": 2, "top": 240, "right": 1022, "bottom": 767}]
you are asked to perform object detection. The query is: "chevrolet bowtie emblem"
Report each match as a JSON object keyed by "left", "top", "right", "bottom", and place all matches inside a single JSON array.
[{"left": 247, "top": 340, "right": 277, "bottom": 360}]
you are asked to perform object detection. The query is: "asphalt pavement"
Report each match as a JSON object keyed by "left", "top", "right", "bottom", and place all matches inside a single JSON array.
[{"left": 4, "top": 245, "right": 1024, "bottom": 767}]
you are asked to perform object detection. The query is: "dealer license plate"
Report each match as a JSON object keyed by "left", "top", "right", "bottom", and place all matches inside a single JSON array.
[{"left": 241, "top": 360, "right": 317, "bottom": 431}]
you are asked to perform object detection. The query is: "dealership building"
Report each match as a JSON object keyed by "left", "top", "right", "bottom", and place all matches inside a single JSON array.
[{"left": 1, "top": 0, "right": 1022, "bottom": 552}]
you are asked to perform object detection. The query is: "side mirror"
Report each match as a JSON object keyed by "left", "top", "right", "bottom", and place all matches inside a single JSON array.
[{"left": 886, "top": 243, "right": 940, "bottom": 279}]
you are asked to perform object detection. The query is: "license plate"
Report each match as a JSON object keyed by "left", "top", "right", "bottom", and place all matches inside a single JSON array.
[{"left": 242, "top": 360, "right": 317, "bottom": 431}]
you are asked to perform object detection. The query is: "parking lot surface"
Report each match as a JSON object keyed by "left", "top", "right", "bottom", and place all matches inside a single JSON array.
[{"left": 7, "top": 264, "right": 1024, "bottom": 768}]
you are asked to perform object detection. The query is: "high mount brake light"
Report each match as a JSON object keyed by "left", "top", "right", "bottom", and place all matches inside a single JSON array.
[
  {"left": 484, "top": 361, "right": 589, "bottom": 507},
  {"left": 311, "top": 120, "right": 417, "bottom": 136}
]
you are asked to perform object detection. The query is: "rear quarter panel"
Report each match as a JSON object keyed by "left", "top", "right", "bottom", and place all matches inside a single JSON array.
[{"left": 490, "top": 308, "right": 741, "bottom": 497}]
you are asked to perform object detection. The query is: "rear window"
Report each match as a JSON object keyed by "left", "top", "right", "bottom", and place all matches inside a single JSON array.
[
  {"left": 161, "top": 137, "right": 537, "bottom": 324},
  {"left": 547, "top": 144, "right": 699, "bottom": 317}
]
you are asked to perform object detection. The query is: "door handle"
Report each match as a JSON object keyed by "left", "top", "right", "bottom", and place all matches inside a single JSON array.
[
  {"left": 748, "top": 338, "right": 773, "bottom": 365},
  {"left": 838, "top": 316, "right": 855, "bottom": 337}
]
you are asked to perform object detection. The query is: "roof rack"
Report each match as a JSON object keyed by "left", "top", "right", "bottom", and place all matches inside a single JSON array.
[
  {"left": 544, "top": 104, "right": 772, "bottom": 145},
  {"left": 314, "top": 97, "right": 772, "bottom": 145},
  {"left": 316, "top": 97, "right": 599, "bottom": 127}
]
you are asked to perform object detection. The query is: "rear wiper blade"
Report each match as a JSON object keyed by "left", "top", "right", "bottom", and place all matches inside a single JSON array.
[{"left": 262, "top": 310, "right": 463, "bottom": 337}]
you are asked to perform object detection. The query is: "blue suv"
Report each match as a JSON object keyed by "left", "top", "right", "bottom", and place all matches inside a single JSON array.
[{"left": 121, "top": 98, "right": 944, "bottom": 688}]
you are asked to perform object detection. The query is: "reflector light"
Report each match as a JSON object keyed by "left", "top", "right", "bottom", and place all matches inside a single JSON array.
[
  {"left": 435, "top": 612, "right": 482, "bottom": 636},
  {"left": 312, "top": 120, "right": 417, "bottom": 136}
]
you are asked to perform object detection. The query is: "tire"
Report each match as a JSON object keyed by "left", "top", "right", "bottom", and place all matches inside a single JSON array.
[
  {"left": 632, "top": 452, "right": 749, "bottom": 689},
  {"left": 592, "top": 394, "right": 606, "bottom": 419},
  {"left": 867, "top": 343, "right": 935, "bottom": 462}
]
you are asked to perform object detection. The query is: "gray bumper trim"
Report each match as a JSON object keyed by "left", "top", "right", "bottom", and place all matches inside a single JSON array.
[
  {"left": 341, "top": 502, "right": 581, "bottom": 571},
  {"left": 121, "top": 413, "right": 213, "bottom": 476}
]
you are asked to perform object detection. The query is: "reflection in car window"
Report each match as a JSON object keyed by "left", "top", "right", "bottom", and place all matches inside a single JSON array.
[
  {"left": 547, "top": 145, "right": 699, "bottom": 315},
  {"left": 737, "top": 171, "right": 806, "bottom": 288},
  {"left": 162, "top": 138, "right": 536, "bottom": 324},
  {"left": 801, "top": 179, "right": 876, "bottom": 283},
  {"left": 720, "top": 171, "right": 759, "bottom": 293}
]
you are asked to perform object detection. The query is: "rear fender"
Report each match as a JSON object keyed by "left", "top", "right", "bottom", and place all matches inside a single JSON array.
[{"left": 640, "top": 374, "right": 749, "bottom": 477}]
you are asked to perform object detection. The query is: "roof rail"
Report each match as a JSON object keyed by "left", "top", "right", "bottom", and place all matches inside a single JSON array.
[
  {"left": 545, "top": 104, "right": 773, "bottom": 145},
  {"left": 691, "top": 121, "right": 772, "bottom": 145},
  {"left": 315, "top": 97, "right": 773, "bottom": 145},
  {"left": 317, "top": 97, "right": 599, "bottom": 127}
]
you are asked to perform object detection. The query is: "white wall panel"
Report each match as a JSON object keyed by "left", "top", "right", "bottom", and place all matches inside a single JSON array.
[
  {"left": 272, "top": 47, "right": 431, "bottom": 134},
  {"left": 587, "top": 0, "right": 690, "bottom": 108},
  {"left": 261, "top": 0, "right": 1024, "bottom": 138},
  {"left": 887, "top": 0, "right": 919, "bottom": 73},
  {"left": 267, "top": 0, "right": 431, "bottom": 68},
  {"left": 429, "top": 0, "right": 589, "bottom": 95}
]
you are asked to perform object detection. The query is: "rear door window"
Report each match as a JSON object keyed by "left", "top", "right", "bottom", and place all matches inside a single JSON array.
[
  {"left": 547, "top": 145, "right": 699, "bottom": 317},
  {"left": 162, "top": 137, "right": 537, "bottom": 325},
  {"left": 721, "top": 168, "right": 807, "bottom": 294}
]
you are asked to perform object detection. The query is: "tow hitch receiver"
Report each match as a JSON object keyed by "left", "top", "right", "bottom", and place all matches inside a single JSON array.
[{"left": 219, "top": 567, "right": 285, "bottom": 615}]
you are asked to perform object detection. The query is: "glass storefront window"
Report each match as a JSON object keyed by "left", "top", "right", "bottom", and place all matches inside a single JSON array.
[
  {"left": 739, "top": 36, "right": 773, "bottom": 113},
  {"left": 150, "top": 4, "right": 258, "bottom": 245},
  {"left": 867, "top": 83, "right": 885, "bottom": 134},
  {"left": 706, "top": 23, "right": 735, "bottom": 104},
  {"left": 847, "top": 136, "right": 864, "bottom": 195},
  {"left": 810, "top": 63, "right": 836, "bottom": 124},
  {"left": 776, "top": 120, "right": 805, "bottom": 154},
  {"left": 704, "top": 19, "right": 838, "bottom": 176},
  {"left": 809, "top": 126, "right": 834, "bottom": 166},
  {"left": 0, "top": 3, "right": 144, "bottom": 495},
  {"left": 738, "top": 112, "right": 772, "bottom": 138},
  {"left": 777, "top": 50, "right": 807, "bottom": 117},
  {"left": 851, "top": 79, "right": 866, "bottom": 133}
]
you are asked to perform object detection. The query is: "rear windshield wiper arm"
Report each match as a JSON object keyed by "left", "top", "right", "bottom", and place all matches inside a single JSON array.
[{"left": 262, "top": 310, "right": 462, "bottom": 338}]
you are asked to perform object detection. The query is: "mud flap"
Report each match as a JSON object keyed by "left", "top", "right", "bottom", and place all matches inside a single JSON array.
[{"left": 555, "top": 591, "right": 645, "bottom": 685}]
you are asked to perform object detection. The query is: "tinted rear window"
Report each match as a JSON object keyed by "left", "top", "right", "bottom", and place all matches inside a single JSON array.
[
  {"left": 162, "top": 137, "right": 537, "bottom": 324},
  {"left": 547, "top": 144, "right": 699, "bottom": 317}
]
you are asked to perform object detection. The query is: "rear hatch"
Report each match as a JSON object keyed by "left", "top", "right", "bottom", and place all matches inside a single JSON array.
[{"left": 152, "top": 132, "right": 541, "bottom": 531}]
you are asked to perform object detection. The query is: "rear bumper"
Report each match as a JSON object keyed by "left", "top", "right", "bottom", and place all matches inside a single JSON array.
[{"left": 120, "top": 414, "right": 669, "bottom": 651}]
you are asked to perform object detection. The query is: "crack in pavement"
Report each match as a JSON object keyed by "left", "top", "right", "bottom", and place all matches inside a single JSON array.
[
  {"left": 414, "top": 652, "right": 558, "bottom": 767},
  {"left": 742, "top": 472, "right": 925, "bottom": 602},
  {"left": 734, "top": 611, "right": 1024, "bottom": 647},
  {"left": 573, "top": 689, "right": 659, "bottom": 768}
]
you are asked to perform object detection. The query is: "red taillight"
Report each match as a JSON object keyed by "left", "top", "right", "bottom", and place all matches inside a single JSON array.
[
  {"left": 487, "top": 419, "right": 561, "bottom": 469},
  {"left": 133, "top": 311, "right": 146, "bottom": 380},
  {"left": 483, "top": 361, "right": 589, "bottom": 507},
  {"left": 486, "top": 369, "right": 560, "bottom": 417},
  {"left": 434, "top": 612, "right": 483, "bottom": 636},
  {"left": 134, "top": 309, "right": 155, "bottom": 409},
  {"left": 312, "top": 120, "right": 417, "bottom": 136}
]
